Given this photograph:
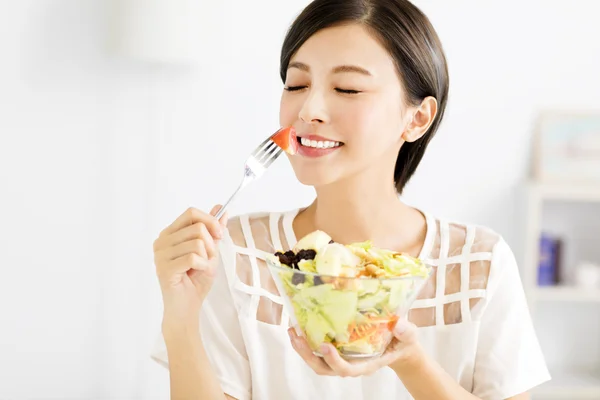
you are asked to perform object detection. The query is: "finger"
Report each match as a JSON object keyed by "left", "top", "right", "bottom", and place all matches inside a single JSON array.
[
  {"left": 198, "top": 224, "right": 218, "bottom": 259},
  {"left": 161, "top": 207, "right": 223, "bottom": 238},
  {"left": 164, "top": 223, "right": 218, "bottom": 259},
  {"left": 160, "top": 207, "right": 203, "bottom": 236},
  {"left": 159, "top": 253, "right": 210, "bottom": 278},
  {"left": 210, "top": 204, "right": 229, "bottom": 228},
  {"left": 376, "top": 343, "right": 405, "bottom": 367},
  {"left": 163, "top": 222, "right": 206, "bottom": 247},
  {"left": 199, "top": 210, "right": 224, "bottom": 239},
  {"left": 167, "top": 239, "right": 208, "bottom": 261},
  {"left": 392, "top": 320, "right": 417, "bottom": 344},
  {"left": 319, "top": 343, "right": 366, "bottom": 377},
  {"left": 287, "top": 328, "right": 334, "bottom": 376}
]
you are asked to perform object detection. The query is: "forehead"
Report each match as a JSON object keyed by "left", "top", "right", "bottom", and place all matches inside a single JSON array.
[{"left": 290, "top": 23, "right": 397, "bottom": 77}]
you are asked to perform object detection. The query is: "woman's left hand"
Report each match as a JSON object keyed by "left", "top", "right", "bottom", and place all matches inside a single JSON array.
[{"left": 288, "top": 319, "right": 423, "bottom": 378}]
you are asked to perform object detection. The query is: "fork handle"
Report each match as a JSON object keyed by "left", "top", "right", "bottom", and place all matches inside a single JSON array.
[
  {"left": 214, "top": 181, "right": 245, "bottom": 220},
  {"left": 214, "top": 190, "right": 238, "bottom": 220}
]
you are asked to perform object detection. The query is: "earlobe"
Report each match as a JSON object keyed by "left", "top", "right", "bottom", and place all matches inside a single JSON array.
[{"left": 402, "top": 131, "right": 421, "bottom": 143}]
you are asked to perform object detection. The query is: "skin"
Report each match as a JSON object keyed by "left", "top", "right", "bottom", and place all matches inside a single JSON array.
[
  {"left": 154, "top": 206, "right": 234, "bottom": 400},
  {"left": 152, "top": 22, "right": 529, "bottom": 400},
  {"left": 281, "top": 23, "right": 433, "bottom": 256},
  {"left": 279, "top": 23, "right": 530, "bottom": 400}
]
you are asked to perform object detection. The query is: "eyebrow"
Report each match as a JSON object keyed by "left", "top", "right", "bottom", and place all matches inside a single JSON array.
[{"left": 288, "top": 61, "right": 372, "bottom": 76}]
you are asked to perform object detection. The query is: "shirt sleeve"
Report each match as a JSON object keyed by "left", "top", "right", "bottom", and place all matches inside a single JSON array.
[
  {"left": 472, "top": 238, "right": 551, "bottom": 399},
  {"left": 150, "top": 232, "right": 252, "bottom": 400}
]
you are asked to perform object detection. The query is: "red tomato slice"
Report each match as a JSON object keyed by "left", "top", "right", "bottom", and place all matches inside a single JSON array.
[{"left": 271, "top": 126, "right": 298, "bottom": 155}]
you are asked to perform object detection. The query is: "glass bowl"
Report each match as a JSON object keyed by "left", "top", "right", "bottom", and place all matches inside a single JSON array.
[{"left": 266, "top": 257, "right": 432, "bottom": 360}]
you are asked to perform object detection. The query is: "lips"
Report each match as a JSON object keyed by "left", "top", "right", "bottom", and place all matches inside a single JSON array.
[{"left": 295, "top": 134, "right": 344, "bottom": 158}]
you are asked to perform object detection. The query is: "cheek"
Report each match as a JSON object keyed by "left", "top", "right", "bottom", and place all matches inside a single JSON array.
[
  {"left": 334, "top": 98, "right": 397, "bottom": 146},
  {"left": 279, "top": 94, "right": 300, "bottom": 127}
]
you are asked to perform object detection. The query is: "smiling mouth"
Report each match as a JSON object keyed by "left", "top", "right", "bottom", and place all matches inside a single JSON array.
[{"left": 298, "top": 137, "right": 344, "bottom": 149}]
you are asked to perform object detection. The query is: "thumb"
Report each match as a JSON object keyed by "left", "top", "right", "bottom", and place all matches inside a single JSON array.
[
  {"left": 393, "top": 319, "right": 417, "bottom": 344},
  {"left": 210, "top": 204, "right": 229, "bottom": 229}
]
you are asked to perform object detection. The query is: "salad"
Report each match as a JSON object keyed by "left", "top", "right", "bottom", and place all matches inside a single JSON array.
[{"left": 267, "top": 230, "right": 431, "bottom": 358}]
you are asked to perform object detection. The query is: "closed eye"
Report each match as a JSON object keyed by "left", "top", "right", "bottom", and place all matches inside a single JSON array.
[
  {"left": 335, "top": 88, "right": 361, "bottom": 94},
  {"left": 284, "top": 86, "right": 307, "bottom": 92},
  {"left": 284, "top": 86, "right": 361, "bottom": 94}
]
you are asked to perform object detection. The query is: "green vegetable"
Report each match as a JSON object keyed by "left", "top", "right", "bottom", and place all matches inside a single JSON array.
[
  {"left": 298, "top": 259, "right": 316, "bottom": 273},
  {"left": 269, "top": 235, "right": 431, "bottom": 358},
  {"left": 288, "top": 283, "right": 358, "bottom": 348}
]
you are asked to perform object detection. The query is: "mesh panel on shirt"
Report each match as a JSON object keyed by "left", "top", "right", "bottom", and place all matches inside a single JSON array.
[{"left": 227, "top": 212, "right": 498, "bottom": 329}]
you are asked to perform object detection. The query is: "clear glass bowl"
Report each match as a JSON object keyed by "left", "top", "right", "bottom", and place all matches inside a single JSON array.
[{"left": 267, "top": 258, "right": 432, "bottom": 360}]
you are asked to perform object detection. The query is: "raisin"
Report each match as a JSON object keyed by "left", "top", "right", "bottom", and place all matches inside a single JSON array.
[
  {"left": 329, "top": 239, "right": 334, "bottom": 244},
  {"left": 296, "top": 249, "right": 317, "bottom": 261},
  {"left": 276, "top": 250, "right": 297, "bottom": 266},
  {"left": 291, "top": 273, "right": 305, "bottom": 285},
  {"left": 313, "top": 276, "right": 324, "bottom": 286},
  {"left": 284, "top": 250, "right": 296, "bottom": 260}
]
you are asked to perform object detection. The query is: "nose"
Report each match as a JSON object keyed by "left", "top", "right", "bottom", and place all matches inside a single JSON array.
[{"left": 298, "top": 88, "right": 328, "bottom": 124}]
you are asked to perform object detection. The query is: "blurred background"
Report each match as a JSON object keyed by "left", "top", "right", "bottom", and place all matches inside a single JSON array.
[{"left": 1, "top": 0, "right": 599, "bottom": 399}]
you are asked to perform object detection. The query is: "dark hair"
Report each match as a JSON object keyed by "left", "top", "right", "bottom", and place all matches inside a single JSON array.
[{"left": 280, "top": 0, "right": 449, "bottom": 193}]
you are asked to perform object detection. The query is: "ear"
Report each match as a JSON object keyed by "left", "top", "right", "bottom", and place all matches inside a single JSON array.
[{"left": 402, "top": 96, "right": 438, "bottom": 142}]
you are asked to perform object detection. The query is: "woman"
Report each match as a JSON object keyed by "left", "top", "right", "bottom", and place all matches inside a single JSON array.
[{"left": 151, "top": 0, "right": 550, "bottom": 399}]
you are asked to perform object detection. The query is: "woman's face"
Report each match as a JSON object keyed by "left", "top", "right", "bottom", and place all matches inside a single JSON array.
[{"left": 279, "top": 23, "right": 411, "bottom": 188}]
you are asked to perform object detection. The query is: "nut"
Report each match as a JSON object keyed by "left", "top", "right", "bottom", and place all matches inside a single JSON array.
[{"left": 365, "top": 264, "right": 380, "bottom": 277}]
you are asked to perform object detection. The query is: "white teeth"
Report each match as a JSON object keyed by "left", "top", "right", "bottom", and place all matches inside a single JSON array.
[{"left": 300, "top": 137, "right": 341, "bottom": 149}]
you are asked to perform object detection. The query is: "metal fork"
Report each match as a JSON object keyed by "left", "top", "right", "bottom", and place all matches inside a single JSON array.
[{"left": 214, "top": 135, "right": 283, "bottom": 219}]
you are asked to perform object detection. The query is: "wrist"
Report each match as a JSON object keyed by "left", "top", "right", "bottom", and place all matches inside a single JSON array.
[
  {"left": 161, "top": 296, "right": 202, "bottom": 324},
  {"left": 390, "top": 343, "right": 428, "bottom": 379},
  {"left": 162, "top": 322, "right": 204, "bottom": 359},
  {"left": 162, "top": 313, "right": 200, "bottom": 339}
]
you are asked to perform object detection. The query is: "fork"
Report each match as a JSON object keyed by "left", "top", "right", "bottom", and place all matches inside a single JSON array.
[{"left": 214, "top": 134, "right": 283, "bottom": 219}]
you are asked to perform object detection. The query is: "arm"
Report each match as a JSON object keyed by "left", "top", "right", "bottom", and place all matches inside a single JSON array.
[
  {"left": 390, "top": 238, "right": 547, "bottom": 400},
  {"left": 288, "top": 237, "right": 548, "bottom": 399},
  {"left": 152, "top": 226, "right": 252, "bottom": 400},
  {"left": 392, "top": 347, "right": 479, "bottom": 400},
  {"left": 392, "top": 348, "right": 531, "bottom": 400},
  {"left": 507, "top": 394, "right": 530, "bottom": 400},
  {"left": 163, "top": 320, "right": 235, "bottom": 400}
]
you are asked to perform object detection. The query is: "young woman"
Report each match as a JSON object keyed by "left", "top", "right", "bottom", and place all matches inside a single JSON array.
[{"left": 151, "top": 1, "right": 550, "bottom": 399}]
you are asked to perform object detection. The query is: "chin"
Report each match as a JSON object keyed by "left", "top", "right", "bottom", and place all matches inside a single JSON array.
[
  {"left": 293, "top": 171, "right": 337, "bottom": 188},
  {"left": 289, "top": 161, "right": 340, "bottom": 188}
]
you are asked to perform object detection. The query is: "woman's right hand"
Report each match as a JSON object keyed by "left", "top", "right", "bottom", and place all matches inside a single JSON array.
[{"left": 153, "top": 205, "right": 228, "bottom": 324}]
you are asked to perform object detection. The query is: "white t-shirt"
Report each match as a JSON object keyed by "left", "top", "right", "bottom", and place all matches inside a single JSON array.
[{"left": 151, "top": 209, "right": 551, "bottom": 400}]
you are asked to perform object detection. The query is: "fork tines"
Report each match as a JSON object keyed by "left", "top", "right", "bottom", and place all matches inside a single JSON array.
[{"left": 252, "top": 137, "right": 283, "bottom": 167}]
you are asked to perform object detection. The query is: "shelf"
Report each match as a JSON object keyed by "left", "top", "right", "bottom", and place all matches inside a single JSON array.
[
  {"left": 529, "top": 182, "right": 600, "bottom": 202},
  {"left": 533, "top": 369, "right": 600, "bottom": 399},
  {"left": 532, "top": 286, "right": 600, "bottom": 302}
]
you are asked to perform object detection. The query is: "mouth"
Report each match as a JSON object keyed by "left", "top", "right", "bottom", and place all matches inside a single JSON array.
[
  {"left": 295, "top": 134, "right": 344, "bottom": 158},
  {"left": 297, "top": 134, "right": 344, "bottom": 149}
]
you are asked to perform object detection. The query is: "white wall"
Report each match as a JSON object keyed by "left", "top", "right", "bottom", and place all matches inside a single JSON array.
[{"left": 1, "top": 0, "right": 599, "bottom": 399}]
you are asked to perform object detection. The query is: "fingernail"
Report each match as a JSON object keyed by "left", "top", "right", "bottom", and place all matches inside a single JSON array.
[
  {"left": 394, "top": 320, "right": 410, "bottom": 335},
  {"left": 319, "top": 344, "right": 329, "bottom": 355}
]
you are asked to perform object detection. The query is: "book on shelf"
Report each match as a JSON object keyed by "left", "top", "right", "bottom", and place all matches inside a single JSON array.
[{"left": 538, "top": 233, "right": 563, "bottom": 286}]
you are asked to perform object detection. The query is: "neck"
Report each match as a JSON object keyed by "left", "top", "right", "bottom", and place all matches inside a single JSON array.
[{"left": 294, "top": 169, "right": 427, "bottom": 255}]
